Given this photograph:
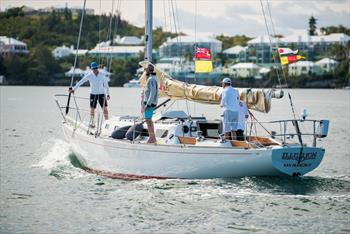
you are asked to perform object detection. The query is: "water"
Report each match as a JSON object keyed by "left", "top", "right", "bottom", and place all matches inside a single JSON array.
[{"left": 1, "top": 86, "right": 349, "bottom": 233}]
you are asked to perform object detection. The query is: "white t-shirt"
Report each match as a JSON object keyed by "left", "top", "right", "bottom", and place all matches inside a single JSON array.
[
  {"left": 237, "top": 101, "right": 249, "bottom": 130},
  {"left": 220, "top": 86, "right": 239, "bottom": 112},
  {"left": 73, "top": 70, "right": 110, "bottom": 95}
]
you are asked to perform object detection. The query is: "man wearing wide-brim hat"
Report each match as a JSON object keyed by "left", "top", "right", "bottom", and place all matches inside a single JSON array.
[{"left": 220, "top": 77, "right": 239, "bottom": 140}]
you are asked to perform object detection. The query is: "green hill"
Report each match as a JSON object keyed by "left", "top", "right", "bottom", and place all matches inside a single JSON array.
[{"left": 0, "top": 6, "right": 176, "bottom": 85}]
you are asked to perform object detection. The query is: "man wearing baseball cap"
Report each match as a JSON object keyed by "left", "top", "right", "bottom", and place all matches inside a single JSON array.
[
  {"left": 220, "top": 77, "right": 239, "bottom": 140},
  {"left": 69, "top": 61, "right": 110, "bottom": 128}
]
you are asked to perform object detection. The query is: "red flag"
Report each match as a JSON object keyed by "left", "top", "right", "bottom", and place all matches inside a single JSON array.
[{"left": 195, "top": 47, "right": 212, "bottom": 60}]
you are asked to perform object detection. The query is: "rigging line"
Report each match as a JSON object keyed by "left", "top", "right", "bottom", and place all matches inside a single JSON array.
[
  {"left": 168, "top": 0, "right": 173, "bottom": 34},
  {"left": 259, "top": 0, "right": 299, "bottom": 121},
  {"left": 70, "top": 0, "right": 86, "bottom": 88},
  {"left": 265, "top": 0, "right": 300, "bottom": 121},
  {"left": 170, "top": 0, "right": 179, "bottom": 58},
  {"left": 259, "top": 0, "right": 281, "bottom": 88},
  {"left": 105, "top": 0, "right": 116, "bottom": 69},
  {"left": 193, "top": 0, "right": 197, "bottom": 115},
  {"left": 66, "top": 0, "right": 86, "bottom": 116},
  {"left": 172, "top": 0, "right": 189, "bottom": 116},
  {"left": 265, "top": 0, "right": 288, "bottom": 89},
  {"left": 261, "top": 1, "right": 304, "bottom": 145},
  {"left": 174, "top": 0, "right": 183, "bottom": 66},
  {"left": 266, "top": 0, "right": 300, "bottom": 118},
  {"left": 162, "top": 0, "right": 168, "bottom": 32},
  {"left": 194, "top": 0, "right": 197, "bottom": 82},
  {"left": 108, "top": 0, "right": 122, "bottom": 73},
  {"left": 170, "top": 0, "right": 182, "bottom": 64},
  {"left": 98, "top": 0, "right": 102, "bottom": 65}
]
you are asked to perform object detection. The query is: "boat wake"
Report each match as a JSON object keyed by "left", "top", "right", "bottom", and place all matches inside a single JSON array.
[{"left": 32, "top": 138, "right": 89, "bottom": 179}]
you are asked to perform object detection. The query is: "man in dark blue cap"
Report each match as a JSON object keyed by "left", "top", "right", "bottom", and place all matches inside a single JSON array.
[{"left": 69, "top": 62, "right": 110, "bottom": 127}]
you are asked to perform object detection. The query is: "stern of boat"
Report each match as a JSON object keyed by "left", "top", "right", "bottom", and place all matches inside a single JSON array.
[{"left": 271, "top": 146, "right": 325, "bottom": 176}]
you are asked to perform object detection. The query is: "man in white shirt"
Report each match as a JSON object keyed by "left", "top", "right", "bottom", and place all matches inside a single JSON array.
[
  {"left": 69, "top": 62, "right": 110, "bottom": 127},
  {"left": 237, "top": 100, "right": 249, "bottom": 141},
  {"left": 220, "top": 77, "right": 239, "bottom": 140}
]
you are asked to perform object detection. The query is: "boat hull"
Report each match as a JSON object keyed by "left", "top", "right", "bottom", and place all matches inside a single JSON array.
[{"left": 63, "top": 123, "right": 285, "bottom": 179}]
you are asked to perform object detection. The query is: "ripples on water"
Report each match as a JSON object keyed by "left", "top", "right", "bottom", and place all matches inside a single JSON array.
[
  {"left": 1, "top": 88, "right": 349, "bottom": 233},
  {"left": 18, "top": 138, "right": 348, "bottom": 233}
]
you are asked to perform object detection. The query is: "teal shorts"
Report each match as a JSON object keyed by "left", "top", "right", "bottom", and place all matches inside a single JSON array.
[{"left": 144, "top": 106, "right": 154, "bottom": 119}]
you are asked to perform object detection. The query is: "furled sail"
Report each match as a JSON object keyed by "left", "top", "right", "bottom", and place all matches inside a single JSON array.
[{"left": 139, "top": 61, "right": 283, "bottom": 113}]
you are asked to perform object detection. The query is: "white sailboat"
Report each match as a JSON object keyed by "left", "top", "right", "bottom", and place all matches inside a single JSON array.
[
  {"left": 55, "top": 0, "right": 330, "bottom": 179},
  {"left": 123, "top": 78, "right": 141, "bottom": 88}
]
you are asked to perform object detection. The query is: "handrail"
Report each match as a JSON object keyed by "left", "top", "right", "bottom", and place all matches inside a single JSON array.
[
  {"left": 54, "top": 93, "right": 326, "bottom": 148},
  {"left": 54, "top": 94, "right": 89, "bottom": 100}
]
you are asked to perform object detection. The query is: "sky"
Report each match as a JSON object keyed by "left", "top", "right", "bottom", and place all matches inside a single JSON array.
[{"left": 1, "top": 0, "right": 350, "bottom": 37}]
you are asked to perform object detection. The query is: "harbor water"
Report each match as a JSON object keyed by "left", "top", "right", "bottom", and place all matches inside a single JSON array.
[{"left": 1, "top": 86, "right": 349, "bottom": 233}]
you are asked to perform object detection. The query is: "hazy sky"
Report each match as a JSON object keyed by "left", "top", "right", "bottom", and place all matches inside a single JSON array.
[{"left": 2, "top": 0, "right": 350, "bottom": 37}]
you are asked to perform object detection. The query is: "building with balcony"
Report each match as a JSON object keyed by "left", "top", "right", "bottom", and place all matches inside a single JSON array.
[
  {"left": 288, "top": 61, "right": 323, "bottom": 76},
  {"left": 52, "top": 45, "right": 88, "bottom": 59},
  {"left": 0, "top": 36, "right": 29, "bottom": 56},
  {"left": 227, "top": 62, "right": 260, "bottom": 78},
  {"left": 159, "top": 35, "right": 222, "bottom": 58},
  {"left": 222, "top": 45, "right": 247, "bottom": 62},
  {"left": 88, "top": 46, "right": 144, "bottom": 58},
  {"left": 246, "top": 33, "right": 349, "bottom": 64},
  {"left": 315, "top": 58, "right": 339, "bottom": 73}
]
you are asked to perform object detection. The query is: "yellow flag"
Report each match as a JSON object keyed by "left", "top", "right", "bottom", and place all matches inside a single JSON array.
[
  {"left": 195, "top": 60, "right": 213, "bottom": 73},
  {"left": 280, "top": 56, "right": 289, "bottom": 65},
  {"left": 280, "top": 55, "right": 306, "bottom": 65}
]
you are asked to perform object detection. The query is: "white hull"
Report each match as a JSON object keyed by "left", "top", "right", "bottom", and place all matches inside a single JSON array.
[{"left": 62, "top": 121, "right": 324, "bottom": 179}]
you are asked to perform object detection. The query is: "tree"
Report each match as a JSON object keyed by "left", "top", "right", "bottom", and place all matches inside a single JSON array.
[
  {"left": 308, "top": 16, "right": 317, "bottom": 36},
  {"left": 5, "top": 6, "right": 24, "bottom": 18},
  {"left": 47, "top": 10, "right": 59, "bottom": 31},
  {"left": 64, "top": 6, "right": 72, "bottom": 21},
  {"left": 0, "top": 56, "right": 7, "bottom": 76},
  {"left": 320, "top": 25, "right": 350, "bottom": 35},
  {"left": 216, "top": 34, "right": 251, "bottom": 50}
]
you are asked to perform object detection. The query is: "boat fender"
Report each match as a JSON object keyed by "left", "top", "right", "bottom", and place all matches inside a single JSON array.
[
  {"left": 183, "top": 125, "right": 189, "bottom": 134},
  {"left": 111, "top": 125, "right": 131, "bottom": 139},
  {"left": 125, "top": 123, "right": 144, "bottom": 141}
]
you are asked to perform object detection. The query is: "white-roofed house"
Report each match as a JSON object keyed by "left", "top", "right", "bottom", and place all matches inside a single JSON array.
[
  {"left": 247, "top": 35, "right": 282, "bottom": 64},
  {"left": 159, "top": 35, "right": 222, "bottom": 58},
  {"left": 228, "top": 62, "right": 260, "bottom": 78},
  {"left": 88, "top": 45, "right": 144, "bottom": 58},
  {"left": 222, "top": 45, "right": 247, "bottom": 62},
  {"left": 52, "top": 45, "right": 72, "bottom": 58},
  {"left": 52, "top": 45, "right": 88, "bottom": 59},
  {"left": 0, "top": 75, "right": 5, "bottom": 84},
  {"left": 0, "top": 36, "right": 29, "bottom": 56},
  {"left": 288, "top": 61, "right": 322, "bottom": 76},
  {"left": 65, "top": 66, "right": 89, "bottom": 77},
  {"left": 315, "top": 58, "right": 339, "bottom": 74},
  {"left": 115, "top": 35, "right": 144, "bottom": 45}
]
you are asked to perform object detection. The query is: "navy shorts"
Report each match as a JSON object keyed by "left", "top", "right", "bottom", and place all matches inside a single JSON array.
[{"left": 90, "top": 94, "right": 108, "bottom": 108}]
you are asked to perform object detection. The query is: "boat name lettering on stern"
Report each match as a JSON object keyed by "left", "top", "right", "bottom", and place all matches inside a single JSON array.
[{"left": 281, "top": 152, "right": 317, "bottom": 162}]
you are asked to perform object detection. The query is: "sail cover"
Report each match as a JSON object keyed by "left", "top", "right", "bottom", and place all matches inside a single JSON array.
[{"left": 139, "top": 61, "right": 283, "bottom": 113}]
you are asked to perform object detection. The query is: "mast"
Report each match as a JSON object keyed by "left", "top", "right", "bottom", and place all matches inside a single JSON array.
[{"left": 145, "top": 0, "right": 153, "bottom": 62}]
